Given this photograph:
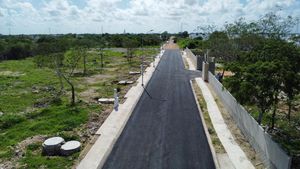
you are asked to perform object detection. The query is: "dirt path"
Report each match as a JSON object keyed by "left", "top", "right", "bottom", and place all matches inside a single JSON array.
[{"left": 164, "top": 37, "right": 179, "bottom": 49}]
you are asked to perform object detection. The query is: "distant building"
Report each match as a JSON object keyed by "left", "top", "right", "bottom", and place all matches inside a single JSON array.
[{"left": 189, "top": 33, "right": 209, "bottom": 40}]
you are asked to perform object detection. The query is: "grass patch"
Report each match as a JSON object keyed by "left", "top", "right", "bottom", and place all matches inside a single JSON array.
[
  {"left": 0, "top": 48, "right": 159, "bottom": 168},
  {"left": 0, "top": 58, "right": 60, "bottom": 113},
  {"left": 20, "top": 145, "right": 79, "bottom": 169},
  {"left": 0, "top": 102, "right": 92, "bottom": 158}
]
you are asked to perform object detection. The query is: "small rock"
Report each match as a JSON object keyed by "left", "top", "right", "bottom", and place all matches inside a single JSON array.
[
  {"left": 126, "top": 81, "right": 134, "bottom": 84},
  {"left": 98, "top": 98, "right": 114, "bottom": 104},
  {"left": 118, "top": 80, "right": 127, "bottom": 85},
  {"left": 32, "top": 89, "right": 39, "bottom": 94},
  {"left": 43, "top": 86, "right": 55, "bottom": 92},
  {"left": 15, "top": 149, "right": 21, "bottom": 156},
  {"left": 118, "top": 80, "right": 134, "bottom": 85},
  {"left": 129, "top": 71, "right": 140, "bottom": 75}
]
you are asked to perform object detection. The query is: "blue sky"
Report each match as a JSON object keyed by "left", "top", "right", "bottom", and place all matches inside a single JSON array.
[{"left": 0, "top": 0, "right": 299, "bottom": 34}]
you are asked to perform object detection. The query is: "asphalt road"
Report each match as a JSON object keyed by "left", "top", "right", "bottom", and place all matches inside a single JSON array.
[{"left": 103, "top": 49, "right": 216, "bottom": 169}]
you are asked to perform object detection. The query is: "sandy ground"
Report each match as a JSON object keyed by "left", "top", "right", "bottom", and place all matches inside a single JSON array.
[{"left": 215, "top": 70, "right": 234, "bottom": 77}]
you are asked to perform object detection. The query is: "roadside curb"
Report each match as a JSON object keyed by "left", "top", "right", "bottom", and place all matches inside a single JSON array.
[
  {"left": 195, "top": 78, "right": 255, "bottom": 169},
  {"left": 182, "top": 51, "right": 196, "bottom": 70},
  {"left": 190, "top": 80, "right": 221, "bottom": 169},
  {"left": 77, "top": 50, "right": 165, "bottom": 169},
  {"left": 183, "top": 50, "right": 220, "bottom": 168}
]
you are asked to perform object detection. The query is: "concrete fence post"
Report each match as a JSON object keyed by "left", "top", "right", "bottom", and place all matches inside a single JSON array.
[
  {"left": 114, "top": 88, "right": 119, "bottom": 111},
  {"left": 202, "top": 62, "right": 209, "bottom": 82},
  {"left": 208, "top": 57, "right": 216, "bottom": 75}
]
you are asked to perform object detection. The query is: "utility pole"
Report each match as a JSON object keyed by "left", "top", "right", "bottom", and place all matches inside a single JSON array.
[
  {"left": 180, "top": 23, "right": 183, "bottom": 33},
  {"left": 8, "top": 9, "right": 12, "bottom": 35},
  {"left": 297, "top": 18, "right": 299, "bottom": 34},
  {"left": 141, "top": 29, "right": 154, "bottom": 86}
]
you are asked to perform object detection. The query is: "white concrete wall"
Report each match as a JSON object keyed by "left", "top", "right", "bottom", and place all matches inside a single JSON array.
[{"left": 208, "top": 72, "right": 291, "bottom": 169}]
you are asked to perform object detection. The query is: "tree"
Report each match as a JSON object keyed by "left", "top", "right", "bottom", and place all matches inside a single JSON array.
[
  {"left": 278, "top": 42, "right": 300, "bottom": 121},
  {"left": 61, "top": 50, "right": 82, "bottom": 105},
  {"left": 34, "top": 52, "right": 65, "bottom": 93},
  {"left": 179, "top": 31, "right": 189, "bottom": 38},
  {"left": 223, "top": 13, "right": 299, "bottom": 128},
  {"left": 225, "top": 37, "right": 300, "bottom": 127},
  {"left": 34, "top": 37, "right": 74, "bottom": 92},
  {"left": 34, "top": 48, "right": 81, "bottom": 106},
  {"left": 208, "top": 31, "right": 232, "bottom": 59},
  {"left": 161, "top": 31, "right": 169, "bottom": 41},
  {"left": 207, "top": 31, "right": 236, "bottom": 77},
  {"left": 226, "top": 60, "right": 278, "bottom": 125},
  {"left": 256, "top": 39, "right": 300, "bottom": 125},
  {"left": 282, "top": 70, "right": 300, "bottom": 121},
  {"left": 4, "top": 42, "right": 32, "bottom": 60},
  {"left": 197, "top": 25, "right": 216, "bottom": 35},
  {"left": 258, "top": 12, "right": 296, "bottom": 39},
  {"left": 225, "top": 18, "right": 262, "bottom": 52},
  {"left": 75, "top": 39, "right": 93, "bottom": 76},
  {"left": 0, "top": 40, "right": 7, "bottom": 60},
  {"left": 123, "top": 38, "right": 139, "bottom": 62},
  {"left": 99, "top": 48, "right": 104, "bottom": 72}
]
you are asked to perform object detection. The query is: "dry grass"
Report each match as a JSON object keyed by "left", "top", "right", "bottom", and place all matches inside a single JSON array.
[{"left": 192, "top": 80, "right": 226, "bottom": 154}]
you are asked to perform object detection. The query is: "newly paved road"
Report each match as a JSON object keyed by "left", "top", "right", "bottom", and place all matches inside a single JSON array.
[{"left": 103, "top": 49, "right": 215, "bottom": 169}]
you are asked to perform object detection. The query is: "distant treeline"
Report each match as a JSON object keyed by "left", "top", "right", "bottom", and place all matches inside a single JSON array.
[{"left": 0, "top": 33, "right": 170, "bottom": 61}]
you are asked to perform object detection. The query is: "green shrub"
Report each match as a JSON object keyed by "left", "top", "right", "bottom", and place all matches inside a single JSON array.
[
  {"left": 59, "top": 132, "right": 80, "bottom": 141},
  {"left": 27, "top": 143, "right": 40, "bottom": 151},
  {"left": 0, "top": 114, "right": 26, "bottom": 129}
]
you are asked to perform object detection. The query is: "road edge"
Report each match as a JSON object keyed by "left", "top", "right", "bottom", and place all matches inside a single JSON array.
[
  {"left": 190, "top": 80, "right": 221, "bottom": 169},
  {"left": 76, "top": 49, "right": 164, "bottom": 169}
]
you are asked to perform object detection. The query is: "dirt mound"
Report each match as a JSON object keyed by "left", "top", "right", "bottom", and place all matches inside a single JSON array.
[{"left": 0, "top": 135, "right": 46, "bottom": 169}]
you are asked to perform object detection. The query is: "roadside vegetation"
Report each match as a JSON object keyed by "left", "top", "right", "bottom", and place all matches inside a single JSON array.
[
  {"left": 0, "top": 34, "right": 160, "bottom": 168},
  {"left": 191, "top": 80, "right": 225, "bottom": 154},
  {"left": 178, "top": 12, "right": 300, "bottom": 158}
]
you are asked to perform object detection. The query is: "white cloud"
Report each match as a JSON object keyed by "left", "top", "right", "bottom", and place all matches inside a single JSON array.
[
  {"left": 0, "top": 9, "right": 3, "bottom": 17},
  {"left": 185, "top": 0, "right": 197, "bottom": 6},
  {"left": 0, "top": 0, "right": 299, "bottom": 34},
  {"left": 41, "top": 0, "right": 82, "bottom": 21}
]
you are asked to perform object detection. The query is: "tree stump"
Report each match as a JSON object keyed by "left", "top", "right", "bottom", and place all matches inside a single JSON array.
[
  {"left": 42, "top": 137, "right": 65, "bottom": 156},
  {"left": 60, "top": 141, "right": 81, "bottom": 156}
]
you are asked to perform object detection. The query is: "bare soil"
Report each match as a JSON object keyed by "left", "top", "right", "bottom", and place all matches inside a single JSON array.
[
  {"left": 79, "top": 87, "right": 98, "bottom": 103},
  {"left": 0, "top": 71, "right": 25, "bottom": 77},
  {"left": 84, "top": 74, "right": 114, "bottom": 85},
  {"left": 215, "top": 70, "right": 234, "bottom": 77},
  {"left": 0, "top": 135, "right": 46, "bottom": 169}
]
